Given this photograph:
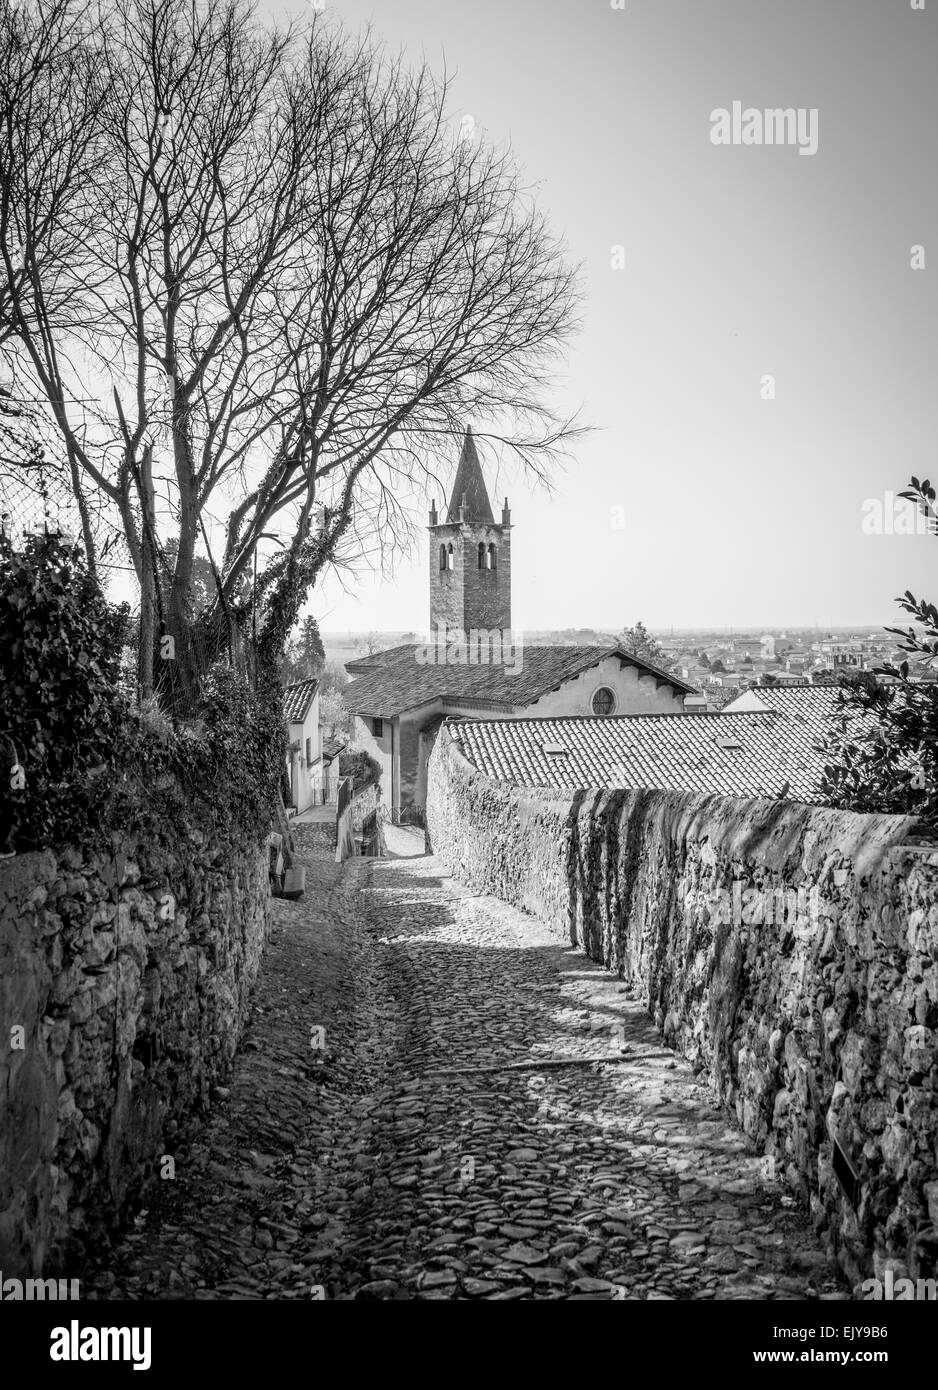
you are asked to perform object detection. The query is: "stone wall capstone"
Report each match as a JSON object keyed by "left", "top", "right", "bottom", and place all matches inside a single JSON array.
[
  {"left": 0, "top": 829, "right": 269, "bottom": 1276},
  {"left": 426, "top": 725, "right": 938, "bottom": 1289}
]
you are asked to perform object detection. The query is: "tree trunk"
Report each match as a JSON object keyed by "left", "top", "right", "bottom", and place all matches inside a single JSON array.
[{"left": 137, "top": 445, "right": 155, "bottom": 702}]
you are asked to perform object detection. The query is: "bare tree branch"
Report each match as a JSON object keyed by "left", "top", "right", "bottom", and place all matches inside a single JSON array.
[{"left": 0, "top": 0, "right": 584, "bottom": 705}]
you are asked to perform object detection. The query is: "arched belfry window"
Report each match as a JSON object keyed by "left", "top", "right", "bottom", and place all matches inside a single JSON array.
[
  {"left": 487, "top": 543, "right": 497, "bottom": 570},
  {"left": 447, "top": 543, "right": 454, "bottom": 571},
  {"left": 478, "top": 542, "right": 485, "bottom": 569},
  {"left": 439, "top": 544, "right": 447, "bottom": 571}
]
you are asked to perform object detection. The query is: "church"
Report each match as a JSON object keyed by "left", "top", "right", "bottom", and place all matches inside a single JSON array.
[{"left": 345, "top": 427, "right": 696, "bottom": 818}]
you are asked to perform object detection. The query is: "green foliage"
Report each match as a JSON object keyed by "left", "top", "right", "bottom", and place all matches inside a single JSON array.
[
  {"left": 319, "top": 659, "right": 349, "bottom": 697},
  {"left": 0, "top": 533, "right": 284, "bottom": 852},
  {"left": 281, "top": 613, "right": 325, "bottom": 686},
  {"left": 0, "top": 533, "right": 129, "bottom": 848},
  {"left": 320, "top": 688, "right": 350, "bottom": 741},
  {"left": 339, "top": 748, "right": 381, "bottom": 794},
  {"left": 257, "top": 519, "right": 345, "bottom": 686},
  {"left": 818, "top": 474, "right": 938, "bottom": 823},
  {"left": 318, "top": 660, "right": 351, "bottom": 739},
  {"left": 619, "top": 620, "right": 675, "bottom": 672},
  {"left": 189, "top": 664, "right": 287, "bottom": 835},
  {"left": 817, "top": 656, "right": 938, "bottom": 823}
]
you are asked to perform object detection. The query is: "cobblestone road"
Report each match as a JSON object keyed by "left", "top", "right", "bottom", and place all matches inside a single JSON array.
[{"left": 85, "top": 829, "right": 848, "bottom": 1301}]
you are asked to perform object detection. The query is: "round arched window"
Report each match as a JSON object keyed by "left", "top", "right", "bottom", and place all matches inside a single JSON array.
[{"left": 591, "top": 686, "right": 616, "bottom": 716}]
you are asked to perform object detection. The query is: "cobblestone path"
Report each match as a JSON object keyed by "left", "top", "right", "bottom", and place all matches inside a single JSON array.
[{"left": 85, "top": 830, "right": 848, "bottom": 1301}]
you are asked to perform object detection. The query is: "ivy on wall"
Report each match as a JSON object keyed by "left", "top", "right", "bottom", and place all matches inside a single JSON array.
[
  {"left": 0, "top": 534, "right": 284, "bottom": 854},
  {"left": 338, "top": 748, "right": 382, "bottom": 795}
]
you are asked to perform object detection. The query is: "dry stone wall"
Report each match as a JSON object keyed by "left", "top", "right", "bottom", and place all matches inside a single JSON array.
[
  {"left": 426, "top": 727, "right": 938, "bottom": 1288},
  {"left": 0, "top": 828, "right": 269, "bottom": 1276}
]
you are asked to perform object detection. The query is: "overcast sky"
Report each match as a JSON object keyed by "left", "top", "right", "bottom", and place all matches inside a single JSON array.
[{"left": 266, "top": 0, "right": 937, "bottom": 634}]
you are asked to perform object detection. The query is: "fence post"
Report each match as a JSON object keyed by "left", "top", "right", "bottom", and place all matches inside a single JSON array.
[{"left": 334, "top": 776, "right": 354, "bottom": 862}]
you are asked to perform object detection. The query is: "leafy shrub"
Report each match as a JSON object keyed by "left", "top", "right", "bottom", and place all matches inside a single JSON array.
[
  {"left": 0, "top": 534, "right": 129, "bottom": 849},
  {"left": 339, "top": 748, "right": 381, "bottom": 794},
  {"left": 818, "top": 475, "right": 938, "bottom": 825},
  {"left": 195, "top": 663, "right": 286, "bottom": 832},
  {"left": 0, "top": 533, "right": 285, "bottom": 852},
  {"left": 817, "top": 656, "right": 938, "bottom": 824}
]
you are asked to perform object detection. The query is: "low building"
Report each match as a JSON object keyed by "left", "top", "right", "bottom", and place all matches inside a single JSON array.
[
  {"left": 442, "top": 682, "right": 882, "bottom": 803},
  {"left": 444, "top": 705, "right": 834, "bottom": 803},
  {"left": 722, "top": 681, "right": 876, "bottom": 732},
  {"left": 284, "top": 678, "right": 325, "bottom": 813},
  {"left": 722, "top": 683, "right": 844, "bottom": 720},
  {"left": 345, "top": 426, "right": 698, "bottom": 817},
  {"left": 347, "top": 640, "right": 696, "bottom": 816}
]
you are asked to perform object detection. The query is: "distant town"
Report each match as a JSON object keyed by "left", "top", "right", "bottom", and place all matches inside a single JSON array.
[{"left": 322, "top": 624, "right": 928, "bottom": 711}]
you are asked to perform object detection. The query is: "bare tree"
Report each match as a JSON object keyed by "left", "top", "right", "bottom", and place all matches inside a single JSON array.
[
  {"left": 0, "top": 0, "right": 108, "bottom": 564},
  {"left": 0, "top": 0, "right": 581, "bottom": 706},
  {"left": 354, "top": 631, "right": 383, "bottom": 659}
]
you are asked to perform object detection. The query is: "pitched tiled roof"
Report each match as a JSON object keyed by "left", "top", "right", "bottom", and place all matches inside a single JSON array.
[
  {"left": 447, "top": 706, "right": 849, "bottom": 803},
  {"left": 344, "top": 644, "right": 697, "bottom": 719},
  {"left": 345, "top": 644, "right": 415, "bottom": 674},
  {"left": 721, "top": 684, "right": 852, "bottom": 728},
  {"left": 283, "top": 678, "right": 319, "bottom": 723}
]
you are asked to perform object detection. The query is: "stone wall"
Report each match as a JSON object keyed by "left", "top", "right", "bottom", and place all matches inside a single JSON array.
[
  {"left": 428, "top": 519, "right": 511, "bottom": 635},
  {"left": 336, "top": 779, "right": 382, "bottom": 861},
  {"left": 351, "top": 781, "right": 380, "bottom": 833},
  {"left": 0, "top": 828, "right": 269, "bottom": 1276},
  {"left": 426, "top": 726, "right": 938, "bottom": 1288}
]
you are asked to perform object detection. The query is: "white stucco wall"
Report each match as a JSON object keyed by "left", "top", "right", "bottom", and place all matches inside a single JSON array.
[
  {"left": 287, "top": 690, "right": 323, "bottom": 812},
  {"left": 352, "top": 714, "right": 393, "bottom": 808},
  {"left": 348, "top": 659, "right": 688, "bottom": 815},
  {"left": 517, "top": 655, "right": 686, "bottom": 718},
  {"left": 722, "top": 689, "right": 773, "bottom": 714}
]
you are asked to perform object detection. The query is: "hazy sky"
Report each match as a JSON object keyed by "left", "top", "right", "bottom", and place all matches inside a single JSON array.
[{"left": 266, "top": 0, "right": 938, "bottom": 633}]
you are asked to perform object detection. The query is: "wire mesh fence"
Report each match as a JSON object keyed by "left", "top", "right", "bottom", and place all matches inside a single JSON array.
[{"left": 0, "top": 389, "right": 81, "bottom": 546}]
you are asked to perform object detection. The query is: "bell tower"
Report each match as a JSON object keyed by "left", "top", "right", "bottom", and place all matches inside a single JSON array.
[{"left": 428, "top": 426, "right": 511, "bottom": 637}]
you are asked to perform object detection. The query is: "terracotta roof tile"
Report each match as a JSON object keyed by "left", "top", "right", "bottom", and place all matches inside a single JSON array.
[
  {"left": 345, "top": 644, "right": 697, "bottom": 719},
  {"left": 447, "top": 703, "right": 865, "bottom": 803},
  {"left": 283, "top": 678, "right": 319, "bottom": 723}
]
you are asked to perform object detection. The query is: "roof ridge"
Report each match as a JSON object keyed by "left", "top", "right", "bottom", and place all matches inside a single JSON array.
[{"left": 445, "top": 708, "right": 779, "bottom": 727}]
